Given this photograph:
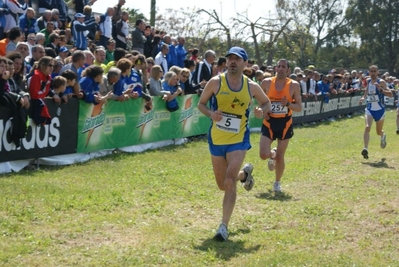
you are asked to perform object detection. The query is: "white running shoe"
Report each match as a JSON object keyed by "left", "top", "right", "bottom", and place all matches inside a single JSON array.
[
  {"left": 273, "top": 181, "right": 281, "bottom": 192},
  {"left": 241, "top": 163, "right": 254, "bottom": 191},
  {"left": 213, "top": 223, "right": 228, "bottom": 242},
  {"left": 268, "top": 148, "right": 277, "bottom": 171},
  {"left": 380, "top": 133, "right": 387, "bottom": 149}
]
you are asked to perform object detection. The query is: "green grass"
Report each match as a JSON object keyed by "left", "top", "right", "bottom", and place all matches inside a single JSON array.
[{"left": 1, "top": 110, "right": 399, "bottom": 266}]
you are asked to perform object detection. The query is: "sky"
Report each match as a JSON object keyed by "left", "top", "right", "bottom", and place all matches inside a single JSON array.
[{"left": 91, "top": 0, "right": 276, "bottom": 22}]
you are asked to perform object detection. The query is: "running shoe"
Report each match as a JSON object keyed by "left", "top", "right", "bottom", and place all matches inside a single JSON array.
[
  {"left": 380, "top": 133, "right": 387, "bottom": 149},
  {"left": 213, "top": 223, "right": 228, "bottom": 242},
  {"left": 273, "top": 181, "right": 281, "bottom": 192},
  {"left": 268, "top": 148, "right": 277, "bottom": 171},
  {"left": 361, "top": 148, "right": 369, "bottom": 159},
  {"left": 241, "top": 163, "right": 254, "bottom": 191},
  {"left": 396, "top": 129, "right": 399, "bottom": 135}
]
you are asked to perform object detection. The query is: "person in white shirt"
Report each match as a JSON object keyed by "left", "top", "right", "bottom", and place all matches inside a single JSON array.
[
  {"left": 154, "top": 43, "right": 169, "bottom": 74},
  {"left": 116, "top": 11, "right": 130, "bottom": 50},
  {"left": 4, "top": 0, "right": 29, "bottom": 32}
]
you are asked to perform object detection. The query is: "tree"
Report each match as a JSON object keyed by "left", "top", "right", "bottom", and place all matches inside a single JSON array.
[
  {"left": 346, "top": 0, "right": 399, "bottom": 73},
  {"left": 234, "top": 14, "right": 291, "bottom": 66},
  {"left": 276, "top": 0, "right": 350, "bottom": 67}
]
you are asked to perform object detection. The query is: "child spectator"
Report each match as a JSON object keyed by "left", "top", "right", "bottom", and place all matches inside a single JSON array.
[
  {"left": 51, "top": 76, "right": 68, "bottom": 104},
  {"left": 60, "top": 69, "right": 78, "bottom": 98},
  {"left": 80, "top": 65, "right": 112, "bottom": 104}
]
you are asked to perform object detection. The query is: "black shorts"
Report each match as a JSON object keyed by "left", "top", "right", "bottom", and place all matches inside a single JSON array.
[{"left": 261, "top": 116, "right": 293, "bottom": 140}]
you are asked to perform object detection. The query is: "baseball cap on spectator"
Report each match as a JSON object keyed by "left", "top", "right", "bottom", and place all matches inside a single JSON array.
[
  {"left": 308, "top": 65, "right": 315, "bottom": 70},
  {"left": 75, "top": 13, "right": 85, "bottom": 18},
  {"left": 225, "top": 47, "right": 248, "bottom": 61},
  {"left": 59, "top": 46, "right": 68, "bottom": 53}
]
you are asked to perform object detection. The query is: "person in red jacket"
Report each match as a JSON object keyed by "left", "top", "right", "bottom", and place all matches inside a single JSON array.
[{"left": 28, "top": 56, "right": 60, "bottom": 125}]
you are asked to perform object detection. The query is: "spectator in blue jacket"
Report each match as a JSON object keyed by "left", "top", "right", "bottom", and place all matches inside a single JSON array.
[
  {"left": 175, "top": 36, "right": 192, "bottom": 68},
  {"left": 19, "top": 8, "right": 36, "bottom": 40},
  {"left": 80, "top": 65, "right": 112, "bottom": 104},
  {"left": 72, "top": 13, "right": 99, "bottom": 51}
]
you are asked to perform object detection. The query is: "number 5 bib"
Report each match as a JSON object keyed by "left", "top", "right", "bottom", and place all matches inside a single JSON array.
[{"left": 216, "top": 112, "right": 242, "bottom": 133}]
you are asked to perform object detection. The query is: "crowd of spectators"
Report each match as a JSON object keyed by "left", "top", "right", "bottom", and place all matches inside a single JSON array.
[{"left": 1, "top": 0, "right": 399, "bottom": 147}]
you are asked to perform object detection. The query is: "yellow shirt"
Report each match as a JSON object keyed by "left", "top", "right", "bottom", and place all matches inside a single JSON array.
[{"left": 209, "top": 73, "right": 252, "bottom": 145}]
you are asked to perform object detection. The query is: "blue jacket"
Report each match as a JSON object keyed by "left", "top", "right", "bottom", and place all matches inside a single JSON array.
[
  {"left": 80, "top": 76, "right": 100, "bottom": 104},
  {"left": 166, "top": 44, "right": 177, "bottom": 67},
  {"left": 72, "top": 18, "right": 97, "bottom": 50},
  {"left": 19, "top": 13, "right": 36, "bottom": 36},
  {"left": 175, "top": 44, "right": 188, "bottom": 68},
  {"left": 163, "top": 81, "right": 179, "bottom": 111}
]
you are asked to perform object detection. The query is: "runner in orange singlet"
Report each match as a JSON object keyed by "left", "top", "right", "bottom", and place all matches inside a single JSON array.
[{"left": 259, "top": 59, "right": 302, "bottom": 193}]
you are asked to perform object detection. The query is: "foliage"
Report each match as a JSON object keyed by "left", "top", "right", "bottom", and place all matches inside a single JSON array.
[
  {"left": 1, "top": 112, "right": 399, "bottom": 266},
  {"left": 346, "top": 0, "right": 399, "bottom": 73}
]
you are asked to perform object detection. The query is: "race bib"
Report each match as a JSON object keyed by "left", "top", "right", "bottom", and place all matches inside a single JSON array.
[
  {"left": 216, "top": 112, "right": 241, "bottom": 133},
  {"left": 368, "top": 85, "right": 376, "bottom": 94},
  {"left": 367, "top": 95, "right": 378, "bottom": 102},
  {"left": 270, "top": 102, "right": 288, "bottom": 114}
]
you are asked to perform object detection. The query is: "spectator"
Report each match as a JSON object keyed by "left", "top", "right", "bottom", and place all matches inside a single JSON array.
[
  {"left": 115, "top": 11, "right": 130, "bottom": 50},
  {"left": 146, "top": 57, "right": 154, "bottom": 74},
  {"left": 143, "top": 25, "right": 153, "bottom": 58},
  {"left": 254, "top": 70, "right": 264, "bottom": 84},
  {"left": 73, "top": 0, "right": 97, "bottom": 14},
  {"left": 51, "top": 76, "right": 68, "bottom": 103},
  {"left": 35, "top": 32, "right": 46, "bottom": 46},
  {"left": 94, "top": 47, "right": 106, "bottom": 68},
  {"left": 60, "top": 50, "right": 86, "bottom": 97},
  {"left": 44, "top": 47, "right": 57, "bottom": 58},
  {"left": 45, "top": 32, "right": 60, "bottom": 55},
  {"left": 162, "top": 71, "right": 182, "bottom": 112},
  {"left": 80, "top": 65, "right": 112, "bottom": 104},
  {"left": 19, "top": 7, "right": 36, "bottom": 39},
  {"left": 72, "top": 13, "right": 99, "bottom": 51},
  {"left": 104, "top": 47, "right": 126, "bottom": 73},
  {"left": 113, "top": 58, "right": 132, "bottom": 101},
  {"left": 60, "top": 69, "right": 78, "bottom": 98},
  {"left": 111, "top": 0, "right": 126, "bottom": 41},
  {"left": 112, "top": 0, "right": 125, "bottom": 25},
  {"left": 77, "top": 50, "right": 95, "bottom": 78},
  {"left": 98, "top": 7, "right": 114, "bottom": 48},
  {"left": 51, "top": 58, "right": 64, "bottom": 79},
  {"left": 26, "top": 33, "right": 36, "bottom": 58},
  {"left": 0, "top": 56, "right": 29, "bottom": 147},
  {"left": 175, "top": 36, "right": 191, "bottom": 68},
  {"left": 6, "top": 51, "right": 26, "bottom": 91},
  {"left": 163, "top": 35, "right": 177, "bottom": 68},
  {"left": 104, "top": 39, "right": 115, "bottom": 65},
  {"left": 83, "top": 5, "right": 96, "bottom": 41},
  {"left": 15, "top": 42, "right": 30, "bottom": 74},
  {"left": 151, "top": 34, "right": 161, "bottom": 59},
  {"left": 40, "top": 20, "right": 55, "bottom": 46},
  {"left": 131, "top": 19, "right": 146, "bottom": 54},
  {"left": 28, "top": 56, "right": 57, "bottom": 124},
  {"left": 4, "top": 0, "right": 29, "bottom": 33},
  {"left": 212, "top": 57, "right": 226, "bottom": 76},
  {"left": 56, "top": 46, "right": 69, "bottom": 61},
  {"left": 28, "top": 44, "right": 45, "bottom": 67},
  {"left": 6, "top": 27, "right": 23, "bottom": 54},
  {"left": 154, "top": 43, "right": 169, "bottom": 74},
  {"left": 179, "top": 67, "right": 190, "bottom": 93},
  {"left": 148, "top": 64, "right": 169, "bottom": 100},
  {"left": 192, "top": 50, "right": 216, "bottom": 93},
  {"left": 99, "top": 67, "right": 120, "bottom": 97},
  {"left": 126, "top": 55, "right": 151, "bottom": 104},
  {"left": 189, "top": 48, "right": 199, "bottom": 62},
  {"left": 35, "top": 10, "right": 52, "bottom": 33}
]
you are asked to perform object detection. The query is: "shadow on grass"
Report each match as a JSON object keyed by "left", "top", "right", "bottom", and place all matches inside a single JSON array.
[
  {"left": 362, "top": 158, "right": 394, "bottom": 169},
  {"left": 194, "top": 234, "right": 261, "bottom": 261},
  {"left": 255, "top": 190, "right": 293, "bottom": 201}
]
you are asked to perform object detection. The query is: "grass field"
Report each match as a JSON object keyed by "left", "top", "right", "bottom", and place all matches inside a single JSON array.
[{"left": 1, "top": 111, "right": 399, "bottom": 267}]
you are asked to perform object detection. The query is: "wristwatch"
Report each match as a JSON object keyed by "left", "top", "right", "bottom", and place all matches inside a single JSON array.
[{"left": 285, "top": 102, "right": 290, "bottom": 107}]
